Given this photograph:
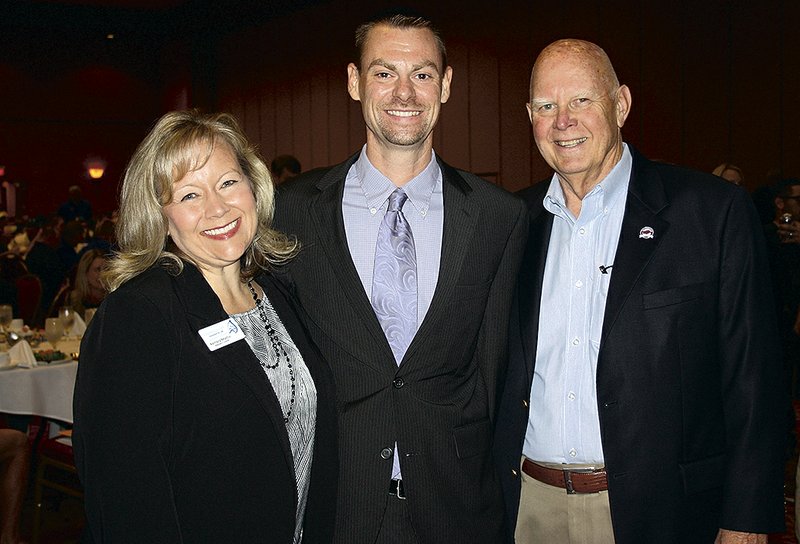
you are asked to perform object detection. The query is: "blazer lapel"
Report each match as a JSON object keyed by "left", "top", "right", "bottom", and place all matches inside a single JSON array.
[
  {"left": 307, "top": 157, "right": 396, "bottom": 363},
  {"left": 402, "top": 159, "right": 478, "bottom": 363},
  {"left": 519, "top": 195, "right": 553, "bottom": 383},
  {"left": 173, "top": 264, "right": 295, "bottom": 480},
  {"left": 600, "top": 149, "right": 670, "bottom": 343}
]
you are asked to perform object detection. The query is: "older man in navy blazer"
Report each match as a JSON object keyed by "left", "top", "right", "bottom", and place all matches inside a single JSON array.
[{"left": 494, "top": 39, "right": 786, "bottom": 544}]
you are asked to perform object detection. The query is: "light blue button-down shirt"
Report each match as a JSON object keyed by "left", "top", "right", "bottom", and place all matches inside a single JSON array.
[
  {"left": 342, "top": 146, "right": 444, "bottom": 480},
  {"left": 523, "top": 144, "right": 632, "bottom": 465}
]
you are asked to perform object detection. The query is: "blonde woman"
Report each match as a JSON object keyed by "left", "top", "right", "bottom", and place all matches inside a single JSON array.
[
  {"left": 73, "top": 110, "right": 337, "bottom": 544},
  {"left": 68, "top": 248, "right": 107, "bottom": 319}
]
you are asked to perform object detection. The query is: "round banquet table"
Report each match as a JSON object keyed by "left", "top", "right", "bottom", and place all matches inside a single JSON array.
[
  {"left": 0, "top": 338, "right": 81, "bottom": 424},
  {"left": 0, "top": 360, "right": 78, "bottom": 424}
]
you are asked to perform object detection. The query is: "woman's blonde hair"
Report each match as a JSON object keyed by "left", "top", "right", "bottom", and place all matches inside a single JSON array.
[
  {"left": 105, "top": 110, "right": 297, "bottom": 291},
  {"left": 73, "top": 249, "right": 107, "bottom": 302}
]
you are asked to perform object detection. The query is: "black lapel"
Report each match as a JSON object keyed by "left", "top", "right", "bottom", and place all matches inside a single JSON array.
[
  {"left": 600, "top": 148, "right": 670, "bottom": 343},
  {"left": 402, "top": 158, "right": 478, "bottom": 363},
  {"left": 306, "top": 156, "right": 396, "bottom": 363},
  {"left": 517, "top": 183, "right": 553, "bottom": 383},
  {"left": 173, "top": 263, "right": 295, "bottom": 480}
]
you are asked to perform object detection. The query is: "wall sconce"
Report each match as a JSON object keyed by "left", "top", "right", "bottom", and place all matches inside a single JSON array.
[{"left": 85, "top": 158, "right": 107, "bottom": 180}]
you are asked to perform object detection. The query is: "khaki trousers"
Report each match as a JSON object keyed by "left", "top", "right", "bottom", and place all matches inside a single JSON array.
[{"left": 515, "top": 458, "right": 616, "bottom": 544}]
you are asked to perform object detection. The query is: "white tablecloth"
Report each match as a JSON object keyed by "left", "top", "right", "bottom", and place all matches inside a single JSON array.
[{"left": 0, "top": 338, "right": 81, "bottom": 424}]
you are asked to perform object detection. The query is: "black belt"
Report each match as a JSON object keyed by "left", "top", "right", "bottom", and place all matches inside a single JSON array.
[{"left": 389, "top": 479, "right": 406, "bottom": 499}]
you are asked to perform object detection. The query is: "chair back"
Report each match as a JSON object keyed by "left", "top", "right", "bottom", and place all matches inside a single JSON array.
[{"left": 15, "top": 273, "right": 42, "bottom": 326}]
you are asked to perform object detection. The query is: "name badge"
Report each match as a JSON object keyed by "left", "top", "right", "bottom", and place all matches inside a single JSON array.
[{"left": 198, "top": 318, "right": 246, "bottom": 351}]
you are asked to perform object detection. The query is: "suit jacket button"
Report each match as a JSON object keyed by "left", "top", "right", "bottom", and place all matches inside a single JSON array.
[
  {"left": 511, "top": 469, "right": 518, "bottom": 476},
  {"left": 380, "top": 447, "right": 393, "bottom": 460},
  {"left": 392, "top": 377, "right": 405, "bottom": 388},
  {"left": 522, "top": 399, "right": 529, "bottom": 408}
]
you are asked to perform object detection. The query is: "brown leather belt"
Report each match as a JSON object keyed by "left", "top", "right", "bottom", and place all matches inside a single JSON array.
[{"left": 522, "top": 458, "right": 608, "bottom": 494}]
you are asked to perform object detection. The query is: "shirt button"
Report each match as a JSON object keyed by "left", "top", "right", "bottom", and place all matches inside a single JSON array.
[
  {"left": 578, "top": 227, "right": 586, "bottom": 235},
  {"left": 568, "top": 391, "right": 576, "bottom": 400},
  {"left": 380, "top": 447, "right": 393, "bottom": 460},
  {"left": 370, "top": 207, "right": 377, "bottom": 214},
  {"left": 393, "top": 377, "right": 405, "bottom": 388},
  {"left": 575, "top": 280, "right": 583, "bottom": 288},
  {"left": 572, "top": 337, "right": 580, "bottom": 346},
  {"left": 569, "top": 448, "right": 577, "bottom": 458},
  {"left": 420, "top": 209, "right": 427, "bottom": 217}
]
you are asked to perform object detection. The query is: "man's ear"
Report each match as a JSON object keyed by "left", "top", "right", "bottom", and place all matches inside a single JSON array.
[
  {"left": 440, "top": 66, "right": 453, "bottom": 103},
  {"left": 347, "top": 63, "right": 361, "bottom": 102},
  {"left": 616, "top": 84, "right": 632, "bottom": 127}
]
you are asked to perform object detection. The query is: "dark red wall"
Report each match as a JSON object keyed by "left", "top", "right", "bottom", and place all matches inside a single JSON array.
[
  {"left": 1, "top": 0, "right": 797, "bottom": 223},
  {"left": 0, "top": 23, "right": 188, "bottom": 219}
]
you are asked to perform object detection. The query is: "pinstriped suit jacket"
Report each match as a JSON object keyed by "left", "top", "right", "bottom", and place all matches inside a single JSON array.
[{"left": 275, "top": 153, "right": 527, "bottom": 544}]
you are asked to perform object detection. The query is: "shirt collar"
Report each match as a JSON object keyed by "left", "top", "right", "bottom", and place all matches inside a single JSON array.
[
  {"left": 352, "top": 145, "right": 441, "bottom": 216},
  {"left": 543, "top": 143, "right": 632, "bottom": 222}
]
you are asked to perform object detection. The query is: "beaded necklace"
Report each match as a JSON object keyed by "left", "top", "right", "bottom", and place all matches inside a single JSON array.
[{"left": 247, "top": 281, "right": 296, "bottom": 423}]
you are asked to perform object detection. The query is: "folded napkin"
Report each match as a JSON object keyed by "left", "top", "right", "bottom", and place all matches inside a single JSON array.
[
  {"left": 69, "top": 313, "right": 87, "bottom": 336},
  {"left": 10, "top": 339, "right": 37, "bottom": 368}
]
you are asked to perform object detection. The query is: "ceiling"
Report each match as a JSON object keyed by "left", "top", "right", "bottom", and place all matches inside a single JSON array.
[{"left": 2, "top": 0, "right": 324, "bottom": 35}]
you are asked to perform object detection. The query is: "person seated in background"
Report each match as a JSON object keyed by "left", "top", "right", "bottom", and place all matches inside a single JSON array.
[
  {"left": 270, "top": 154, "right": 301, "bottom": 184},
  {"left": 0, "top": 428, "right": 29, "bottom": 544},
  {"left": 712, "top": 162, "right": 744, "bottom": 185},
  {"left": 68, "top": 248, "right": 108, "bottom": 320},
  {"left": 57, "top": 185, "right": 92, "bottom": 223},
  {"left": 24, "top": 221, "right": 67, "bottom": 327},
  {"left": 56, "top": 220, "right": 85, "bottom": 277},
  {"left": 81, "top": 217, "right": 116, "bottom": 256}
]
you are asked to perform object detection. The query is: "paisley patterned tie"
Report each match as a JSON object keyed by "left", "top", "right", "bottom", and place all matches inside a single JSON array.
[{"left": 371, "top": 188, "right": 418, "bottom": 364}]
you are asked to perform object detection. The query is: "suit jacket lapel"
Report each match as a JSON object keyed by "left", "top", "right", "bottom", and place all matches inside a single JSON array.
[
  {"left": 402, "top": 159, "right": 477, "bottom": 363},
  {"left": 307, "top": 156, "right": 395, "bottom": 362},
  {"left": 173, "top": 263, "right": 295, "bottom": 480},
  {"left": 601, "top": 149, "right": 669, "bottom": 343},
  {"left": 519, "top": 193, "right": 553, "bottom": 383}
]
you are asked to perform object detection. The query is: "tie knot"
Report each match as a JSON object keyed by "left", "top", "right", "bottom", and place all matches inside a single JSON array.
[{"left": 387, "top": 189, "right": 408, "bottom": 212}]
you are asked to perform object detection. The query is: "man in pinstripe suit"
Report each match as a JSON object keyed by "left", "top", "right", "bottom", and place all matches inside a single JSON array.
[{"left": 275, "top": 11, "right": 526, "bottom": 544}]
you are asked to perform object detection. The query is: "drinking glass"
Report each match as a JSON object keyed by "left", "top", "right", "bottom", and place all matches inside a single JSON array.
[
  {"left": 45, "top": 318, "right": 64, "bottom": 349},
  {"left": 0, "top": 304, "right": 12, "bottom": 331},
  {"left": 59, "top": 306, "right": 76, "bottom": 335},
  {"left": 0, "top": 304, "right": 12, "bottom": 346}
]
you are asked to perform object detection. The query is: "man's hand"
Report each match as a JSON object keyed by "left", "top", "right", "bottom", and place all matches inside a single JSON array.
[
  {"left": 777, "top": 220, "right": 800, "bottom": 244},
  {"left": 714, "top": 529, "right": 767, "bottom": 544}
]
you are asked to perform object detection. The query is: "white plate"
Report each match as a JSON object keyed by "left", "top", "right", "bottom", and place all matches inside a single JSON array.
[{"left": 0, "top": 362, "right": 19, "bottom": 371}]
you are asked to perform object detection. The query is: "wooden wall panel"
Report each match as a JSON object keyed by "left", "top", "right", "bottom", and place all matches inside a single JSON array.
[
  {"left": 782, "top": 0, "right": 800, "bottom": 179},
  {"left": 290, "top": 79, "right": 312, "bottom": 173},
  {"left": 437, "top": 41, "right": 470, "bottom": 172},
  {"left": 637, "top": 4, "right": 683, "bottom": 165},
  {"left": 731, "top": 1, "right": 783, "bottom": 186},
  {"left": 468, "top": 46, "right": 501, "bottom": 178},
  {"left": 310, "top": 72, "right": 330, "bottom": 168},
  {"left": 211, "top": 0, "right": 800, "bottom": 195},
  {"left": 682, "top": 1, "right": 730, "bottom": 174},
  {"left": 259, "top": 83, "right": 277, "bottom": 166},
  {"left": 327, "top": 68, "right": 352, "bottom": 164}
]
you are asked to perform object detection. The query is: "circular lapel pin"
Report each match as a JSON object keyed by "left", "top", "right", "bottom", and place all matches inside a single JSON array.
[{"left": 639, "top": 226, "right": 655, "bottom": 239}]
